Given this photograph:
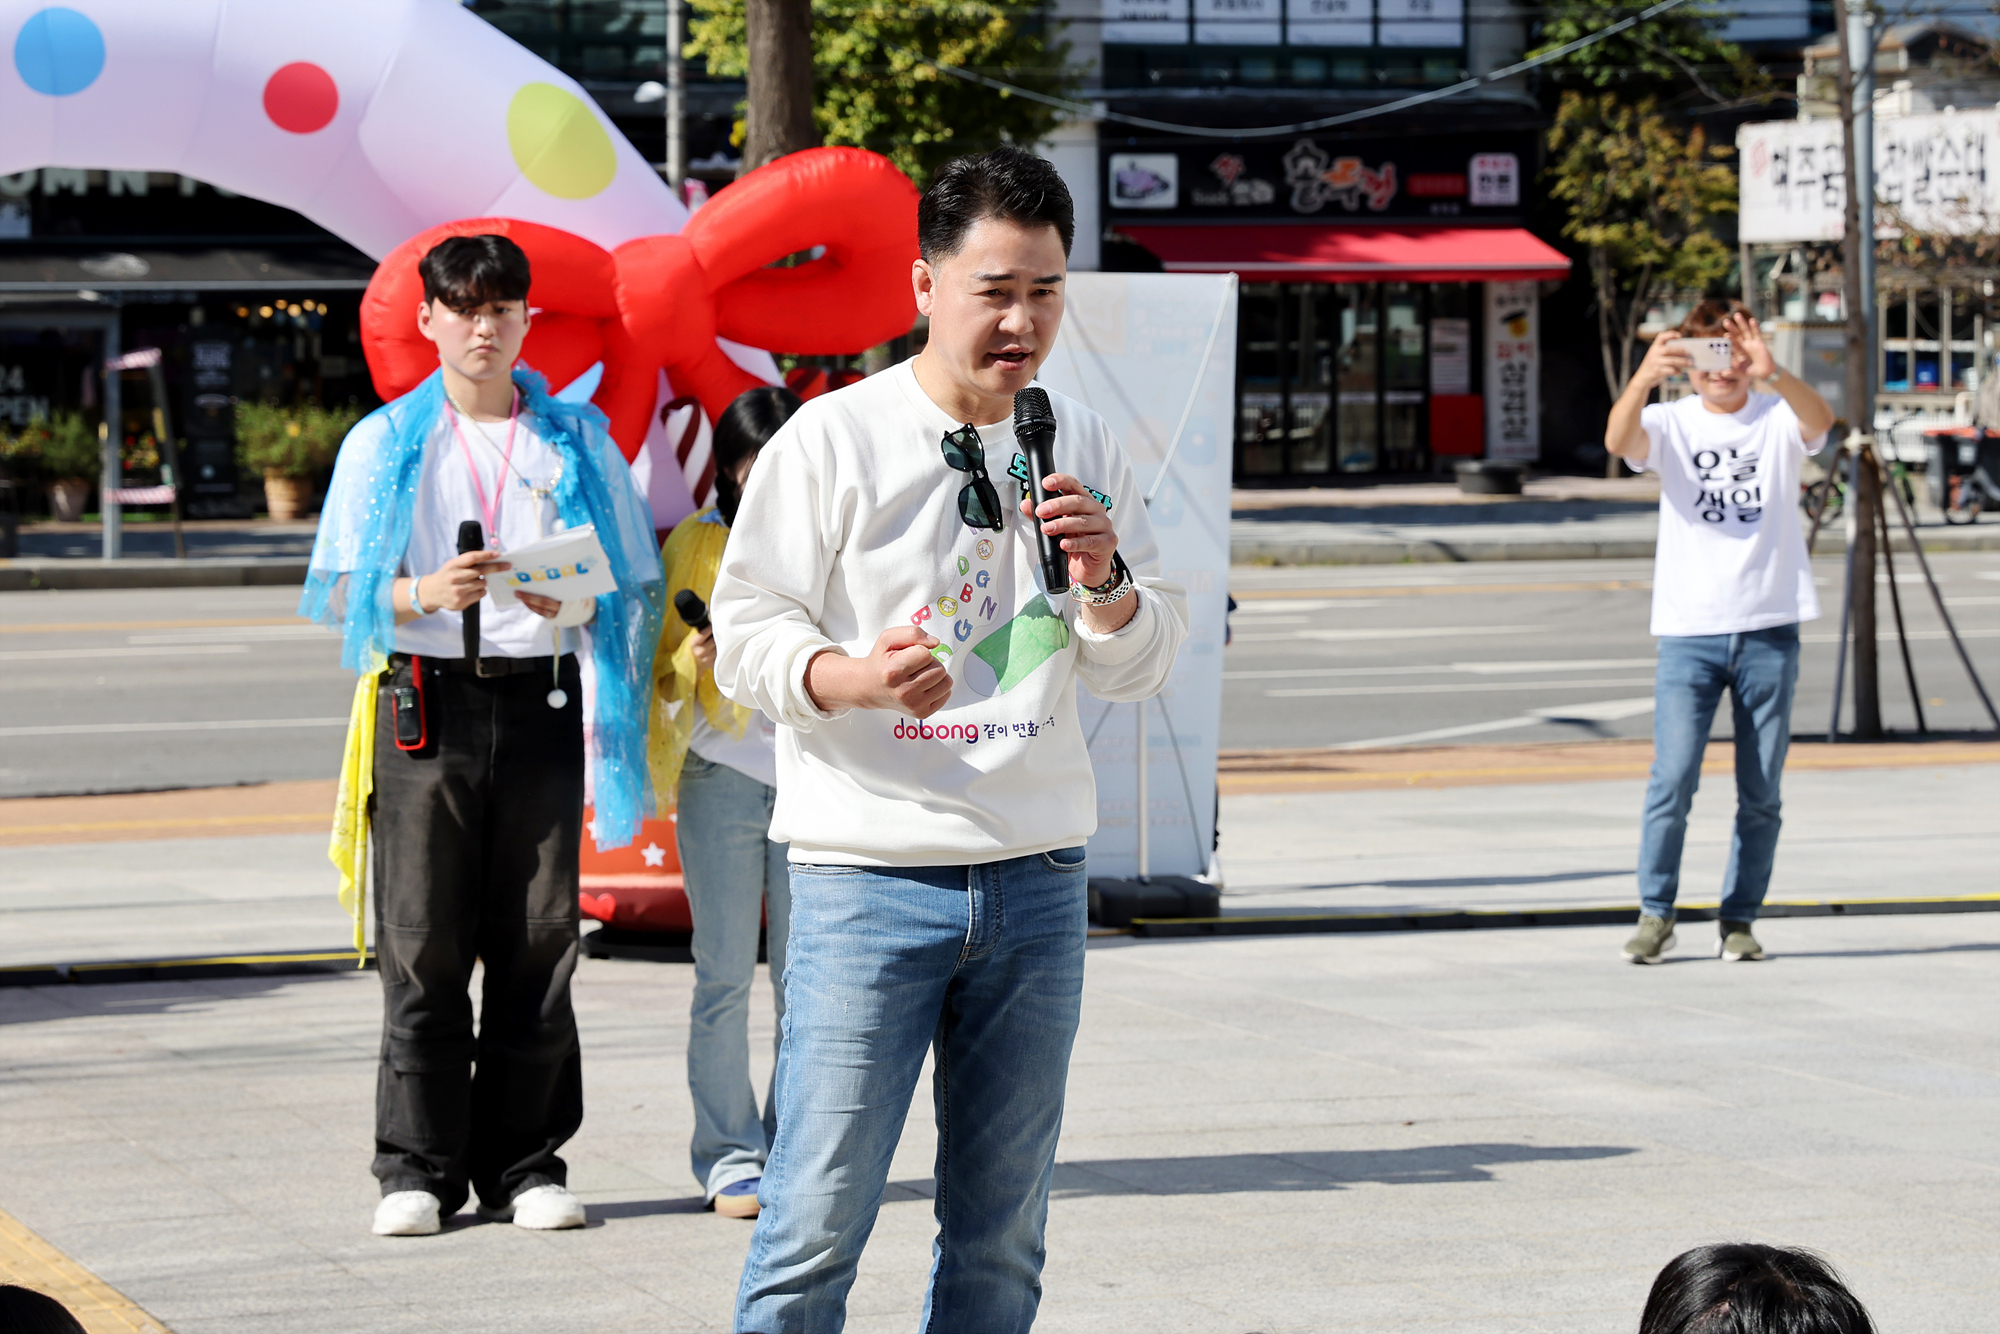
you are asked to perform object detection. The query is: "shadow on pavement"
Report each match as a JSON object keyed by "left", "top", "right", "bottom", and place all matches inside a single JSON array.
[
  {"left": 889, "top": 1143, "right": 1637, "bottom": 1200},
  {"left": 0, "top": 971, "right": 358, "bottom": 1025},
  {"left": 1244, "top": 869, "right": 1632, "bottom": 895}
]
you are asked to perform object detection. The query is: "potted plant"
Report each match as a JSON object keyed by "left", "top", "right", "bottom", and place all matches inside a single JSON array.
[
  {"left": 236, "top": 402, "right": 343, "bottom": 521},
  {"left": 37, "top": 412, "right": 101, "bottom": 522}
]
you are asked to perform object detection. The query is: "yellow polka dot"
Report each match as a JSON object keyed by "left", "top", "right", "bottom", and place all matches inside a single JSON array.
[{"left": 506, "top": 83, "right": 617, "bottom": 200}]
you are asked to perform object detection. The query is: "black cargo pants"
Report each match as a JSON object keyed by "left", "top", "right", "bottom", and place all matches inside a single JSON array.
[{"left": 369, "top": 653, "right": 585, "bottom": 1215}]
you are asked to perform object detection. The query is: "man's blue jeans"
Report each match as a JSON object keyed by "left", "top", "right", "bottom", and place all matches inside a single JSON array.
[
  {"left": 677, "top": 752, "right": 790, "bottom": 1202},
  {"left": 1637, "top": 624, "right": 1801, "bottom": 924},
  {"left": 734, "top": 848, "right": 1089, "bottom": 1334}
]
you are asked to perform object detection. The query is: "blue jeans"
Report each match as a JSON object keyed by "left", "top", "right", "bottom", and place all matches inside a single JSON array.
[
  {"left": 734, "top": 848, "right": 1089, "bottom": 1334},
  {"left": 1637, "top": 624, "right": 1801, "bottom": 924},
  {"left": 678, "top": 753, "right": 791, "bottom": 1201}
]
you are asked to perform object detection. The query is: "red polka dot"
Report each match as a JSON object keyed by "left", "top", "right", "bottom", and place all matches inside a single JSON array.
[{"left": 263, "top": 62, "right": 337, "bottom": 134}]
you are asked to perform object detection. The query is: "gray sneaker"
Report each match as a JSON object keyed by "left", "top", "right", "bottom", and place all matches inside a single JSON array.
[
  {"left": 1718, "top": 921, "right": 1765, "bottom": 962},
  {"left": 1623, "top": 914, "right": 1676, "bottom": 965}
]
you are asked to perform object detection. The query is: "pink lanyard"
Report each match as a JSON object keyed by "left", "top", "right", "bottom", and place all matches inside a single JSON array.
[{"left": 449, "top": 388, "right": 520, "bottom": 540}]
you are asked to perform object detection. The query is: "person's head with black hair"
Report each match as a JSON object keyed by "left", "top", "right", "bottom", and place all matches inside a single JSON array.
[
  {"left": 711, "top": 385, "right": 802, "bottom": 526},
  {"left": 1640, "top": 1244, "right": 1876, "bottom": 1334},
  {"left": 912, "top": 146, "right": 1074, "bottom": 426},
  {"left": 415, "top": 234, "right": 533, "bottom": 405},
  {"left": 0, "top": 1284, "right": 89, "bottom": 1334}
]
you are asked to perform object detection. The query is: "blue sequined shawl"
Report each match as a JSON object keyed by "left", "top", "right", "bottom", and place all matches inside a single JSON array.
[{"left": 300, "top": 368, "right": 664, "bottom": 850}]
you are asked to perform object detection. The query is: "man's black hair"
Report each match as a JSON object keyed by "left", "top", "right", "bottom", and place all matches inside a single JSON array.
[
  {"left": 918, "top": 146, "right": 1074, "bottom": 264},
  {"left": 712, "top": 385, "right": 802, "bottom": 526},
  {"left": 419, "top": 234, "right": 531, "bottom": 311},
  {"left": 1640, "top": 1245, "right": 1876, "bottom": 1334}
]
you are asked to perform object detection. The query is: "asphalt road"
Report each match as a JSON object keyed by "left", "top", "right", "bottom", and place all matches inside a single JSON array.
[
  {"left": 1, "top": 553, "right": 1997, "bottom": 796},
  {"left": 1223, "top": 553, "right": 2000, "bottom": 750}
]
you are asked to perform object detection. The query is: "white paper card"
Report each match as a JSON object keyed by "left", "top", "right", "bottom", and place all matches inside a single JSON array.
[{"left": 485, "top": 523, "right": 617, "bottom": 606}]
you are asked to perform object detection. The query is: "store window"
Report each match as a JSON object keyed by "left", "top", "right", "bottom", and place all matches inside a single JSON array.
[
  {"left": 1235, "top": 281, "right": 1476, "bottom": 480},
  {"left": 1102, "top": 0, "right": 1465, "bottom": 89}
]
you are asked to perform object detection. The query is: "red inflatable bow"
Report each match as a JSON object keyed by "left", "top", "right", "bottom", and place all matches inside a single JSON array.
[{"left": 360, "top": 147, "right": 921, "bottom": 462}]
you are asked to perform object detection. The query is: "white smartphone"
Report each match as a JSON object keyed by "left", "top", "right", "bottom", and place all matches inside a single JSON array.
[{"left": 1670, "top": 337, "right": 1734, "bottom": 371}]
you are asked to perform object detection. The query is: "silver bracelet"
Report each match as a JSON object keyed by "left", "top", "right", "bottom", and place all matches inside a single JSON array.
[{"left": 408, "top": 577, "right": 430, "bottom": 616}]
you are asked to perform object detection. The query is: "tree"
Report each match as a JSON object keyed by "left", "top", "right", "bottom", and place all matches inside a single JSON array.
[
  {"left": 742, "top": 0, "right": 819, "bottom": 173},
  {"left": 1528, "top": 0, "right": 1764, "bottom": 109},
  {"left": 1546, "top": 92, "right": 1739, "bottom": 416},
  {"left": 690, "top": 0, "right": 1076, "bottom": 186}
]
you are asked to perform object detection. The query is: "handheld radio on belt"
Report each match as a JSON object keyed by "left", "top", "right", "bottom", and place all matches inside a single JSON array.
[{"left": 457, "top": 520, "right": 494, "bottom": 675}]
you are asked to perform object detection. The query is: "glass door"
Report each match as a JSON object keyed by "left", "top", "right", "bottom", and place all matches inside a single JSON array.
[
  {"left": 1288, "top": 284, "right": 1336, "bottom": 474},
  {"left": 1336, "top": 284, "right": 1379, "bottom": 472},
  {"left": 1382, "top": 282, "right": 1426, "bottom": 471},
  {"left": 1237, "top": 282, "right": 1286, "bottom": 475}
]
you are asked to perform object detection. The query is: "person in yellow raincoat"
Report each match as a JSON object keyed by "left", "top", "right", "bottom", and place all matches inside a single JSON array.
[{"left": 649, "top": 385, "right": 801, "bottom": 1219}]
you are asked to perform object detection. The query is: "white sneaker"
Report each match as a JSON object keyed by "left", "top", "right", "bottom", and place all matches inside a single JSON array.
[
  {"left": 372, "top": 1190, "right": 442, "bottom": 1236},
  {"left": 481, "top": 1183, "right": 586, "bottom": 1230}
]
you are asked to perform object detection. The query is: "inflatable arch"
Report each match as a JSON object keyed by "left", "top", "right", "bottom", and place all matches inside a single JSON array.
[{"left": 0, "top": 0, "right": 921, "bottom": 520}]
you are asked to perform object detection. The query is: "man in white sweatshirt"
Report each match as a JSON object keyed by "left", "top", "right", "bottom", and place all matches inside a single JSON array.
[{"left": 710, "top": 146, "right": 1188, "bottom": 1332}]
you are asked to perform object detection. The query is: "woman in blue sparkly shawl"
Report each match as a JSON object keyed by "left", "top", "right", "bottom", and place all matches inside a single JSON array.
[{"left": 301, "top": 234, "right": 662, "bottom": 1238}]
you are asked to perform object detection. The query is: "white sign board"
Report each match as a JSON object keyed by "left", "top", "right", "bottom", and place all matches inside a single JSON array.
[
  {"left": 1484, "top": 280, "right": 1539, "bottom": 462},
  {"left": 1196, "top": 0, "right": 1281, "bottom": 44},
  {"left": 1103, "top": 0, "right": 1190, "bottom": 43},
  {"left": 1287, "top": 0, "right": 1371, "bottom": 45},
  {"left": 1038, "top": 273, "right": 1236, "bottom": 880},
  {"left": 1738, "top": 112, "right": 2000, "bottom": 243}
]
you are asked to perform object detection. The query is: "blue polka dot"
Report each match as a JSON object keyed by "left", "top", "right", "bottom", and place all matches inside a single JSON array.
[{"left": 14, "top": 8, "right": 104, "bottom": 97}]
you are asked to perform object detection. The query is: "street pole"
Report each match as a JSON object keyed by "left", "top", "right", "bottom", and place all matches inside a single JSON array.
[
  {"left": 665, "top": 0, "right": 685, "bottom": 193},
  {"left": 99, "top": 316, "right": 120, "bottom": 560},
  {"left": 1833, "top": 0, "right": 1880, "bottom": 737}
]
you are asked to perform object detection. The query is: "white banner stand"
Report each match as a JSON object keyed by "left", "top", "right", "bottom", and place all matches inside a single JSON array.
[{"left": 1038, "top": 273, "right": 1237, "bottom": 883}]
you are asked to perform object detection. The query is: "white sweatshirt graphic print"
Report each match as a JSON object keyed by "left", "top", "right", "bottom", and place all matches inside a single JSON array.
[{"left": 709, "top": 359, "right": 1189, "bottom": 867}]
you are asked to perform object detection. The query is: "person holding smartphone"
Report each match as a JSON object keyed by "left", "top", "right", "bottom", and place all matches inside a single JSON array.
[
  {"left": 649, "top": 385, "right": 801, "bottom": 1220},
  {"left": 1604, "top": 299, "right": 1836, "bottom": 965}
]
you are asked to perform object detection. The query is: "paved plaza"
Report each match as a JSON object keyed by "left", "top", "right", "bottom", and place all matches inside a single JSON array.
[
  {"left": 3, "top": 753, "right": 1998, "bottom": 1333},
  {"left": 4, "top": 913, "right": 1998, "bottom": 1333}
]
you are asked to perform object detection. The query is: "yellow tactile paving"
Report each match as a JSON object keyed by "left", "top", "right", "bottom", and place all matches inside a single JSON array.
[
  {"left": 1231, "top": 580, "right": 1651, "bottom": 600},
  {"left": 0, "top": 1206, "right": 169, "bottom": 1334},
  {"left": 1219, "top": 738, "right": 2000, "bottom": 794},
  {"left": 0, "top": 780, "right": 336, "bottom": 847}
]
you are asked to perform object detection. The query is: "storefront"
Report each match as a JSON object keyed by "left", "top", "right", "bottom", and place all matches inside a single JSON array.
[{"left": 1103, "top": 130, "right": 1570, "bottom": 481}]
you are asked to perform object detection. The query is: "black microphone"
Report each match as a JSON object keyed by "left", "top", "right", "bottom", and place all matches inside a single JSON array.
[
  {"left": 674, "top": 588, "right": 711, "bottom": 632},
  {"left": 456, "top": 520, "right": 484, "bottom": 666},
  {"left": 1012, "top": 388, "right": 1068, "bottom": 594}
]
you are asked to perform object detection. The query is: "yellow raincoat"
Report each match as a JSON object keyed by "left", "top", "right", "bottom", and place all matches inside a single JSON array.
[{"left": 648, "top": 509, "right": 751, "bottom": 811}]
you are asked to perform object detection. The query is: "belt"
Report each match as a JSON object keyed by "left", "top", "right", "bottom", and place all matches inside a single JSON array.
[{"left": 389, "top": 652, "right": 572, "bottom": 678}]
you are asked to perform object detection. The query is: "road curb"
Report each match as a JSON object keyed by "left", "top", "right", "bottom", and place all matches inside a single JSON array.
[
  {"left": 0, "top": 947, "right": 371, "bottom": 987},
  {"left": 1128, "top": 893, "right": 2000, "bottom": 938},
  {"left": 1228, "top": 527, "right": 2000, "bottom": 565},
  {"left": 0, "top": 559, "right": 309, "bottom": 590}
]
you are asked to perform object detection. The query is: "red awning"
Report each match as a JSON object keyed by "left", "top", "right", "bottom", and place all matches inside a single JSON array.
[{"left": 1113, "top": 224, "right": 1572, "bottom": 283}]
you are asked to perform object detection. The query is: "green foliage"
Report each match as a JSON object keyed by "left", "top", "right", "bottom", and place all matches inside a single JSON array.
[
  {"left": 1528, "top": 0, "right": 1763, "bottom": 105},
  {"left": 235, "top": 402, "right": 359, "bottom": 478},
  {"left": 688, "top": 0, "right": 1077, "bottom": 187},
  {"left": 1547, "top": 91, "right": 1739, "bottom": 399},
  {"left": 16, "top": 411, "right": 104, "bottom": 480}
]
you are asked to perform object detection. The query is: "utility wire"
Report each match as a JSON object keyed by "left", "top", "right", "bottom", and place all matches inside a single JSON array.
[{"left": 890, "top": 0, "right": 1696, "bottom": 138}]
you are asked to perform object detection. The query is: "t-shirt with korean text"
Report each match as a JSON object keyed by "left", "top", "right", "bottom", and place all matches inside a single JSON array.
[{"left": 1637, "top": 390, "right": 1823, "bottom": 638}]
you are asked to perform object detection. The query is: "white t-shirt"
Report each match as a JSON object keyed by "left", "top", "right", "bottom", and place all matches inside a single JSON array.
[
  {"left": 709, "top": 358, "right": 1189, "bottom": 867},
  {"left": 1638, "top": 391, "right": 1824, "bottom": 638},
  {"left": 388, "top": 405, "right": 583, "bottom": 659},
  {"left": 689, "top": 708, "right": 779, "bottom": 789}
]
